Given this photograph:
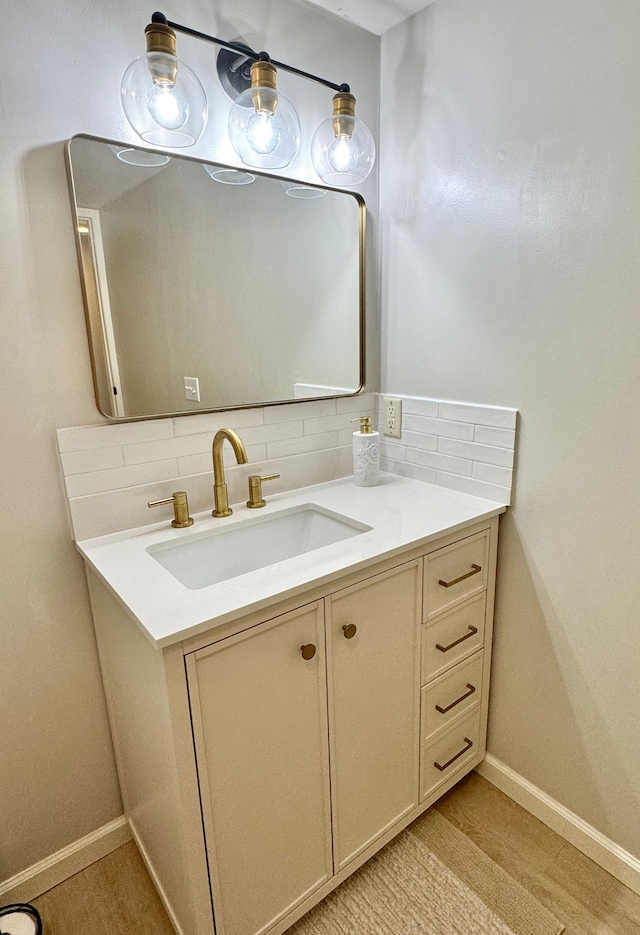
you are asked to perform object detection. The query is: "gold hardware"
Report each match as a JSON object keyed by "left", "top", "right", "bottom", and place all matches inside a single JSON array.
[
  {"left": 251, "top": 59, "right": 278, "bottom": 115},
  {"left": 332, "top": 91, "right": 356, "bottom": 139},
  {"left": 148, "top": 490, "right": 194, "bottom": 528},
  {"left": 435, "top": 683, "right": 476, "bottom": 714},
  {"left": 438, "top": 564, "right": 482, "bottom": 588},
  {"left": 212, "top": 429, "right": 248, "bottom": 518},
  {"left": 144, "top": 22, "right": 178, "bottom": 84},
  {"left": 351, "top": 416, "right": 373, "bottom": 434},
  {"left": 301, "top": 643, "right": 316, "bottom": 660},
  {"left": 435, "top": 625, "right": 478, "bottom": 654},
  {"left": 434, "top": 738, "right": 473, "bottom": 772},
  {"left": 246, "top": 473, "right": 280, "bottom": 509},
  {"left": 342, "top": 624, "right": 357, "bottom": 639}
]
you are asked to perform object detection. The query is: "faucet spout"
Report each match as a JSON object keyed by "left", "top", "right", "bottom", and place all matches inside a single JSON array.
[{"left": 212, "top": 429, "right": 248, "bottom": 518}]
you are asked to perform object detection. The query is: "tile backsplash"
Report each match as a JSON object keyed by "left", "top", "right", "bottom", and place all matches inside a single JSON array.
[
  {"left": 378, "top": 395, "right": 516, "bottom": 505},
  {"left": 56, "top": 392, "right": 516, "bottom": 540}
]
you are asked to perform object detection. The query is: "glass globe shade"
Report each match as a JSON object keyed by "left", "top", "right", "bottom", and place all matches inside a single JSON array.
[
  {"left": 311, "top": 115, "right": 375, "bottom": 187},
  {"left": 228, "top": 87, "right": 300, "bottom": 169},
  {"left": 121, "top": 52, "right": 207, "bottom": 148}
]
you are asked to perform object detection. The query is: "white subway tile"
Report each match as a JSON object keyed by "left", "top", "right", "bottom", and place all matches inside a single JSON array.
[
  {"left": 436, "top": 471, "right": 511, "bottom": 504},
  {"left": 404, "top": 415, "right": 474, "bottom": 441},
  {"left": 396, "top": 395, "right": 439, "bottom": 418},
  {"left": 61, "top": 447, "right": 124, "bottom": 476},
  {"left": 474, "top": 425, "right": 516, "bottom": 449},
  {"left": 437, "top": 437, "right": 514, "bottom": 468},
  {"left": 124, "top": 433, "right": 212, "bottom": 465},
  {"left": 380, "top": 441, "right": 407, "bottom": 461},
  {"left": 473, "top": 462, "right": 513, "bottom": 486},
  {"left": 177, "top": 445, "right": 267, "bottom": 477},
  {"left": 399, "top": 431, "right": 438, "bottom": 452},
  {"left": 406, "top": 447, "right": 473, "bottom": 476},
  {"left": 304, "top": 411, "right": 370, "bottom": 436},
  {"left": 239, "top": 421, "right": 303, "bottom": 447},
  {"left": 57, "top": 419, "right": 173, "bottom": 453},
  {"left": 264, "top": 399, "right": 336, "bottom": 423},
  {"left": 438, "top": 402, "right": 516, "bottom": 429},
  {"left": 65, "top": 459, "right": 179, "bottom": 498},
  {"left": 380, "top": 458, "right": 438, "bottom": 485},
  {"left": 266, "top": 432, "right": 338, "bottom": 459},
  {"left": 173, "top": 408, "right": 264, "bottom": 436},
  {"left": 336, "top": 393, "right": 377, "bottom": 414}
]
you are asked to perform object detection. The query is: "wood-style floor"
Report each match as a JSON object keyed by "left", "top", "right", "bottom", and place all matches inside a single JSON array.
[{"left": 31, "top": 773, "right": 640, "bottom": 935}]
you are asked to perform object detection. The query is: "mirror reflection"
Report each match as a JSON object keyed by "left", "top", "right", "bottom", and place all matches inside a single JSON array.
[{"left": 66, "top": 136, "right": 364, "bottom": 420}]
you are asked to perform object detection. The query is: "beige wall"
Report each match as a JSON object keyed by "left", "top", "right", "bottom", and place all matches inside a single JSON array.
[
  {"left": 381, "top": 0, "right": 640, "bottom": 856},
  {"left": 0, "top": 0, "right": 378, "bottom": 883}
]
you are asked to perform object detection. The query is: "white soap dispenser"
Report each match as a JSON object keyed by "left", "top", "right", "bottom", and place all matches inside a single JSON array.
[{"left": 351, "top": 416, "right": 380, "bottom": 487}]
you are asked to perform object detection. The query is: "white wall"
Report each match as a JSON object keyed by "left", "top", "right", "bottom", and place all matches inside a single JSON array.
[
  {"left": 0, "top": 0, "right": 379, "bottom": 883},
  {"left": 381, "top": 0, "right": 640, "bottom": 856}
]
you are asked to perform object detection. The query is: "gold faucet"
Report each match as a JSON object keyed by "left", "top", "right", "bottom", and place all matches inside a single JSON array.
[{"left": 212, "top": 428, "right": 248, "bottom": 517}]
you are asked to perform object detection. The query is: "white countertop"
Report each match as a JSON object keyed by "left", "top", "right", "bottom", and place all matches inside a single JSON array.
[{"left": 77, "top": 474, "right": 506, "bottom": 649}]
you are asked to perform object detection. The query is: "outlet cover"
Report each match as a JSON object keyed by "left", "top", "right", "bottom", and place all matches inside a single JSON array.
[
  {"left": 184, "top": 376, "right": 200, "bottom": 402},
  {"left": 383, "top": 397, "right": 402, "bottom": 438}
]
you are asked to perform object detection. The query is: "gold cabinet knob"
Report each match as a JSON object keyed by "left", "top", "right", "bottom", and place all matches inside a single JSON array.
[
  {"left": 342, "top": 624, "right": 357, "bottom": 640},
  {"left": 301, "top": 643, "right": 316, "bottom": 660}
]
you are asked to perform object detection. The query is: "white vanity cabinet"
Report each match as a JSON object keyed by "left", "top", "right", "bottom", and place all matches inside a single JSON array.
[{"left": 87, "top": 513, "right": 499, "bottom": 935}]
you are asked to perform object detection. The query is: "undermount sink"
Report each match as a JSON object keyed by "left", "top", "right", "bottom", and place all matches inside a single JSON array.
[{"left": 146, "top": 504, "right": 372, "bottom": 590}]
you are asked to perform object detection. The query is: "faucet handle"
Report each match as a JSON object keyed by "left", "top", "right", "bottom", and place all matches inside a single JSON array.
[
  {"left": 246, "top": 474, "right": 280, "bottom": 509},
  {"left": 148, "top": 491, "right": 194, "bottom": 528}
]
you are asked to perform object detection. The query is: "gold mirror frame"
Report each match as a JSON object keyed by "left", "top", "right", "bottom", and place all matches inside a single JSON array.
[{"left": 65, "top": 134, "right": 366, "bottom": 422}]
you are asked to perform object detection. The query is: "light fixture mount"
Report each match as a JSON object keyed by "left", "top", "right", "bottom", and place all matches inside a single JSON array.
[{"left": 216, "top": 42, "right": 257, "bottom": 101}]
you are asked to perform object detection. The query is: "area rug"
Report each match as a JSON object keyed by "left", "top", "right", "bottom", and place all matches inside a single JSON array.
[{"left": 289, "top": 808, "right": 564, "bottom": 935}]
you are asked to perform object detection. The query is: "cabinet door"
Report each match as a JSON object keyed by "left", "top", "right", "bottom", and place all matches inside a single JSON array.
[
  {"left": 186, "top": 603, "right": 332, "bottom": 935},
  {"left": 327, "top": 561, "right": 421, "bottom": 870}
]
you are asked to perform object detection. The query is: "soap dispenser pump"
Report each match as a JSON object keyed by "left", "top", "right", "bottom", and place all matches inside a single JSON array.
[{"left": 351, "top": 416, "right": 380, "bottom": 487}]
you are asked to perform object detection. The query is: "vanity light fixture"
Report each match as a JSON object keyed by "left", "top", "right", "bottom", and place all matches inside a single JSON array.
[{"left": 120, "top": 12, "right": 375, "bottom": 185}]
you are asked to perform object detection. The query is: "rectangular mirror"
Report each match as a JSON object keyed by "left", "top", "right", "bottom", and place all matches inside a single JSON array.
[{"left": 65, "top": 135, "right": 365, "bottom": 420}]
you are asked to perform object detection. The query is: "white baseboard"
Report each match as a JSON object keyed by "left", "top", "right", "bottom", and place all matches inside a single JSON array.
[
  {"left": 0, "top": 815, "right": 131, "bottom": 904},
  {"left": 476, "top": 754, "right": 640, "bottom": 897},
  {"left": 129, "top": 819, "right": 183, "bottom": 935}
]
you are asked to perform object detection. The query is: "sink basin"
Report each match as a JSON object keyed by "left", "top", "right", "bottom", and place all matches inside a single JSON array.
[{"left": 146, "top": 504, "right": 372, "bottom": 590}]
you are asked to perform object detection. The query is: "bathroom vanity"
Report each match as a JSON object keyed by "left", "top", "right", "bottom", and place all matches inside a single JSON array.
[{"left": 79, "top": 475, "right": 504, "bottom": 935}]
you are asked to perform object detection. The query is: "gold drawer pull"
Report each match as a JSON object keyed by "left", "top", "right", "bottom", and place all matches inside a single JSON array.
[
  {"left": 435, "top": 683, "right": 476, "bottom": 714},
  {"left": 342, "top": 624, "right": 357, "bottom": 640},
  {"left": 438, "top": 564, "right": 481, "bottom": 588},
  {"left": 301, "top": 644, "right": 316, "bottom": 661},
  {"left": 434, "top": 737, "right": 473, "bottom": 772},
  {"left": 436, "top": 626, "right": 478, "bottom": 653}
]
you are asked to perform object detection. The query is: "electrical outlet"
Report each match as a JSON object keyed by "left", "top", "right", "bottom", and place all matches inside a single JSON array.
[
  {"left": 184, "top": 376, "right": 200, "bottom": 402},
  {"left": 383, "top": 397, "right": 402, "bottom": 438}
]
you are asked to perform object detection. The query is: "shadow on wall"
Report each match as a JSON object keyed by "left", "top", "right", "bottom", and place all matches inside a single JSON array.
[{"left": 488, "top": 510, "right": 638, "bottom": 853}]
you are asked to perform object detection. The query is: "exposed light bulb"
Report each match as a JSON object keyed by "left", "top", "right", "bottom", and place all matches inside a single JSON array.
[
  {"left": 146, "top": 81, "right": 189, "bottom": 131},
  {"left": 246, "top": 111, "right": 280, "bottom": 155},
  {"left": 311, "top": 90, "right": 375, "bottom": 186},
  {"left": 327, "top": 136, "right": 358, "bottom": 175},
  {"left": 120, "top": 21, "right": 207, "bottom": 148}
]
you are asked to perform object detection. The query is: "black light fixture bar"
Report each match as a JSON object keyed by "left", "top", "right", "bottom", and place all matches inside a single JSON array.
[{"left": 151, "top": 12, "right": 350, "bottom": 93}]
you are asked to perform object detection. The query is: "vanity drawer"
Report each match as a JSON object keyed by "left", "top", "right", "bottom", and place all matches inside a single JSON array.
[
  {"left": 421, "top": 651, "right": 483, "bottom": 742},
  {"left": 423, "top": 530, "right": 489, "bottom": 621},
  {"left": 421, "top": 593, "right": 485, "bottom": 683},
  {"left": 420, "top": 709, "right": 481, "bottom": 800}
]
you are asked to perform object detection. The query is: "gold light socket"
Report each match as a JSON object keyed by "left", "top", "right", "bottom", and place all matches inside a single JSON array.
[
  {"left": 332, "top": 91, "right": 356, "bottom": 139},
  {"left": 251, "top": 59, "right": 278, "bottom": 114},
  {"left": 145, "top": 22, "right": 178, "bottom": 83}
]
